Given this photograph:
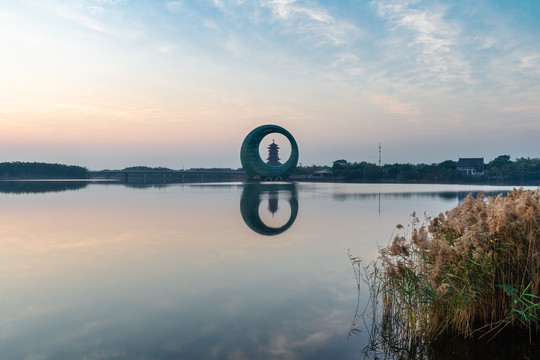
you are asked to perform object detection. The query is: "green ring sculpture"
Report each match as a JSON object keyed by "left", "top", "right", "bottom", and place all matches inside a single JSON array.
[{"left": 240, "top": 124, "right": 299, "bottom": 181}]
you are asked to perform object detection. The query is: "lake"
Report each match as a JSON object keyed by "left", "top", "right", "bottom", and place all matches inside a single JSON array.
[{"left": 0, "top": 181, "right": 537, "bottom": 359}]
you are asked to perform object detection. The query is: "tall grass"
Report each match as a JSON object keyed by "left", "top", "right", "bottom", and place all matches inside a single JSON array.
[{"left": 374, "top": 188, "right": 540, "bottom": 341}]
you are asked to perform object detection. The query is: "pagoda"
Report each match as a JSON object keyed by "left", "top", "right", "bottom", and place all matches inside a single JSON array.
[{"left": 266, "top": 139, "right": 281, "bottom": 166}]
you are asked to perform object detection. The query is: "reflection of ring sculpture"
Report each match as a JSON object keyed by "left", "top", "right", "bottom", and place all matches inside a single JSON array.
[
  {"left": 240, "top": 183, "right": 298, "bottom": 236},
  {"left": 240, "top": 124, "right": 299, "bottom": 181}
]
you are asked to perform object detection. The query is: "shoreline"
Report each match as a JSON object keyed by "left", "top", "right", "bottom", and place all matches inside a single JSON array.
[{"left": 1, "top": 176, "right": 539, "bottom": 187}]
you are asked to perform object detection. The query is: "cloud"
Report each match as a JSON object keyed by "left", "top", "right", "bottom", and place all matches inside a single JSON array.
[
  {"left": 264, "top": 0, "right": 332, "bottom": 22},
  {"left": 372, "top": 0, "right": 469, "bottom": 83},
  {"left": 202, "top": 18, "right": 219, "bottom": 29},
  {"left": 56, "top": 5, "right": 108, "bottom": 33},
  {"left": 519, "top": 54, "right": 540, "bottom": 77},
  {"left": 85, "top": 5, "right": 105, "bottom": 14},
  {"left": 77, "top": 0, "right": 126, "bottom": 14},
  {"left": 165, "top": 1, "right": 185, "bottom": 13},
  {"left": 15, "top": 0, "right": 143, "bottom": 39},
  {"left": 370, "top": 94, "right": 420, "bottom": 116},
  {"left": 330, "top": 53, "right": 364, "bottom": 77},
  {"left": 262, "top": 0, "right": 359, "bottom": 46},
  {"left": 211, "top": 0, "right": 225, "bottom": 9},
  {"left": 475, "top": 35, "right": 496, "bottom": 49},
  {"left": 92, "top": 0, "right": 125, "bottom": 4}
]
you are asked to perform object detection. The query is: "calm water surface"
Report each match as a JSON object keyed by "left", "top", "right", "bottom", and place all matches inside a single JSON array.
[{"left": 0, "top": 182, "right": 535, "bottom": 359}]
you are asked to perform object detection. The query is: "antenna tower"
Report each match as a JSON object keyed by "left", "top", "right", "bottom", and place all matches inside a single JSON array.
[{"left": 378, "top": 143, "right": 381, "bottom": 167}]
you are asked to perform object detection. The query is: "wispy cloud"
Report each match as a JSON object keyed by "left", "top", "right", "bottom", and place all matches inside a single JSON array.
[
  {"left": 203, "top": 0, "right": 358, "bottom": 46},
  {"left": 519, "top": 54, "right": 540, "bottom": 77},
  {"left": 330, "top": 53, "right": 364, "bottom": 77},
  {"left": 211, "top": 0, "right": 225, "bottom": 9},
  {"left": 165, "top": 1, "right": 185, "bottom": 13},
  {"left": 261, "top": 0, "right": 359, "bottom": 46},
  {"left": 91, "top": 0, "right": 125, "bottom": 4},
  {"left": 372, "top": 0, "right": 469, "bottom": 83},
  {"left": 17, "top": 0, "right": 142, "bottom": 39},
  {"left": 76, "top": 0, "right": 126, "bottom": 14},
  {"left": 264, "top": 0, "right": 332, "bottom": 22},
  {"left": 370, "top": 94, "right": 420, "bottom": 116}
]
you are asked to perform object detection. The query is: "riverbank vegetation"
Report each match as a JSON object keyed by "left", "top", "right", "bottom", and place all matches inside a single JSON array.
[
  {"left": 322, "top": 156, "right": 540, "bottom": 183},
  {"left": 360, "top": 188, "right": 540, "bottom": 350},
  {"left": 0, "top": 162, "right": 88, "bottom": 179}
]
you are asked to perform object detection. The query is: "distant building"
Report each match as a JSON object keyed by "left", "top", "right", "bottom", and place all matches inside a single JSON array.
[
  {"left": 456, "top": 158, "right": 485, "bottom": 175},
  {"left": 266, "top": 139, "right": 282, "bottom": 166},
  {"left": 310, "top": 169, "right": 333, "bottom": 178}
]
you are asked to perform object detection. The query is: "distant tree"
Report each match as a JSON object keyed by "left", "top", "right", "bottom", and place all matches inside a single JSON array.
[
  {"left": 326, "top": 156, "right": 539, "bottom": 184},
  {"left": 363, "top": 163, "right": 382, "bottom": 181},
  {"left": 332, "top": 159, "right": 349, "bottom": 170},
  {"left": 434, "top": 160, "right": 463, "bottom": 182},
  {"left": 438, "top": 160, "right": 456, "bottom": 169},
  {"left": 382, "top": 164, "right": 401, "bottom": 180},
  {"left": 487, "top": 155, "right": 512, "bottom": 180},
  {"left": 396, "top": 164, "right": 419, "bottom": 182}
]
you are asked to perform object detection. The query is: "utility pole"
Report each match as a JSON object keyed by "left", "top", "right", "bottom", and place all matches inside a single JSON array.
[{"left": 378, "top": 143, "right": 382, "bottom": 167}]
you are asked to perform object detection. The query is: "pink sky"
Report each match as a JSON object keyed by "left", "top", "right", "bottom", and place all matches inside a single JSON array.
[{"left": 1, "top": 1, "right": 539, "bottom": 169}]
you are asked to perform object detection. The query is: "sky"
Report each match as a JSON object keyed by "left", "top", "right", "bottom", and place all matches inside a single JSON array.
[{"left": 1, "top": 0, "right": 539, "bottom": 170}]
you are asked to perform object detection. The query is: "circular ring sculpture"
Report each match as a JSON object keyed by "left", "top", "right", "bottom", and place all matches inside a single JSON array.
[{"left": 240, "top": 124, "right": 299, "bottom": 181}]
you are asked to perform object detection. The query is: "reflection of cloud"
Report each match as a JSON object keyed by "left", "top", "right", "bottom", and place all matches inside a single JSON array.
[
  {"left": 269, "top": 332, "right": 331, "bottom": 358},
  {"left": 20, "top": 354, "right": 48, "bottom": 360},
  {"left": 55, "top": 320, "right": 107, "bottom": 343},
  {"left": 261, "top": 308, "right": 346, "bottom": 359}
]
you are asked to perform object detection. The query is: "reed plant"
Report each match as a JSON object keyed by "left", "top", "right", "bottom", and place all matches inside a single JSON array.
[{"left": 375, "top": 188, "right": 540, "bottom": 341}]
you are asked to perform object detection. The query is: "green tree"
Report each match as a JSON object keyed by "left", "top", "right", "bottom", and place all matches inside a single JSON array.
[{"left": 488, "top": 155, "right": 511, "bottom": 180}]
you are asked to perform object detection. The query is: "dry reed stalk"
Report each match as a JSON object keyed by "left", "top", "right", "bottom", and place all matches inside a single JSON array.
[{"left": 377, "top": 188, "right": 540, "bottom": 340}]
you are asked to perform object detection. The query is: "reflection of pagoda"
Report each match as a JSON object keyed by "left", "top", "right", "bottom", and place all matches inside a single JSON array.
[
  {"left": 240, "top": 183, "right": 299, "bottom": 236},
  {"left": 266, "top": 139, "right": 281, "bottom": 166},
  {"left": 268, "top": 191, "right": 279, "bottom": 217}
]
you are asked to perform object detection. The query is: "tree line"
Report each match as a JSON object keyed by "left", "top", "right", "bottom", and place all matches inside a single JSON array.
[
  {"left": 2, "top": 156, "right": 539, "bottom": 183},
  {"left": 294, "top": 155, "right": 540, "bottom": 183},
  {"left": 0, "top": 162, "right": 88, "bottom": 179}
]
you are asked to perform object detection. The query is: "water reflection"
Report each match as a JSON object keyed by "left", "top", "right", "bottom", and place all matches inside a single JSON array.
[
  {"left": 240, "top": 182, "right": 298, "bottom": 236},
  {"left": 1, "top": 182, "right": 534, "bottom": 359},
  {"left": 348, "top": 270, "right": 540, "bottom": 360},
  {"left": 332, "top": 190, "right": 514, "bottom": 203},
  {"left": 0, "top": 180, "right": 88, "bottom": 194},
  {"left": 360, "top": 312, "right": 540, "bottom": 360}
]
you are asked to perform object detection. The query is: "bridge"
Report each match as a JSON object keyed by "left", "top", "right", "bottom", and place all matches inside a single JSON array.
[{"left": 88, "top": 169, "right": 247, "bottom": 183}]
